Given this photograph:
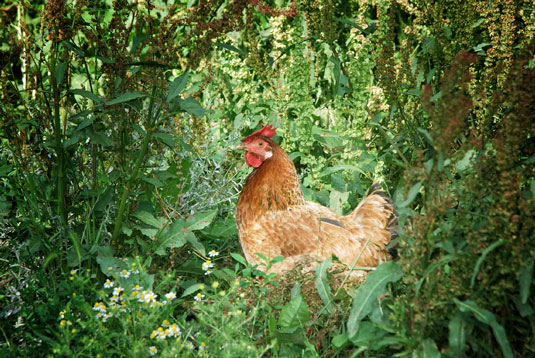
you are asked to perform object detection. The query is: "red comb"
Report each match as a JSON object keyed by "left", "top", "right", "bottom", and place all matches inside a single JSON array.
[{"left": 242, "top": 124, "right": 278, "bottom": 143}]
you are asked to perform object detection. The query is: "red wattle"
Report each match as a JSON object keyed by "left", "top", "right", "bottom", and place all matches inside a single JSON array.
[{"left": 245, "top": 152, "right": 262, "bottom": 168}]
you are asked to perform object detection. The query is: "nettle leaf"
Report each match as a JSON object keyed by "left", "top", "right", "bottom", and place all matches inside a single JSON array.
[{"left": 347, "top": 261, "right": 402, "bottom": 339}]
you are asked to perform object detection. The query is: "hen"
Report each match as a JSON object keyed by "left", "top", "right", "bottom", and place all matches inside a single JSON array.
[{"left": 236, "top": 125, "right": 397, "bottom": 277}]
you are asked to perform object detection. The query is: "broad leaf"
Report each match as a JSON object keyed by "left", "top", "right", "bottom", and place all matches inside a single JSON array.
[
  {"left": 278, "top": 294, "right": 310, "bottom": 329},
  {"left": 133, "top": 211, "right": 166, "bottom": 229},
  {"left": 153, "top": 219, "right": 187, "bottom": 255},
  {"left": 185, "top": 210, "right": 217, "bottom": 231},
  {"left": 347, "top": 261, "right": 402, "bottom": 339}
]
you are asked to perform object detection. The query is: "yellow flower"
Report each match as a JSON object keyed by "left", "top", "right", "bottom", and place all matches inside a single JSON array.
[
  {"left": 60, "top": 320, "right": 66, "bottom": 326},
  {"left": 212, "top": 281, "right": 219, "bottom": 288},
  {"left": 71, "top": 328, "right": 77, "bottom": 334},
  {"left": 70, "top": 276, "right": 74, "bottom": 280},
  {"left": 72, "top": 293, "right": 77, "bottom": 297},
  {"left": 219, "top": 290, "right": 226, "bottom": 296}
]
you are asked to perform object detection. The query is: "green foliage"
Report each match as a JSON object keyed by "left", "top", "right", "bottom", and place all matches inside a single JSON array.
[{"left": 1, "top": 0, "right": 534, "bottom": 357}]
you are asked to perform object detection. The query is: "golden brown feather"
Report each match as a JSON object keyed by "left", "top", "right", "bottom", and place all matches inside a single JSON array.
[{"left": 236, "top": 128, "right": 397, "bottom": 278}]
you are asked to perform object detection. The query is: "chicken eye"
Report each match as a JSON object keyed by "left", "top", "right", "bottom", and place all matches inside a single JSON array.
[{"left": 258, "top": 142, "right": 263, "bottom": 147}]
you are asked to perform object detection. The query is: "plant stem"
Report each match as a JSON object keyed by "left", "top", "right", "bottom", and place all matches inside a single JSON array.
[
  {"left": 111, "top": 86, "right": 158, "bottom": 245},
  {"left": 51, "top": 44, "right": 68, "bottom": 230}
]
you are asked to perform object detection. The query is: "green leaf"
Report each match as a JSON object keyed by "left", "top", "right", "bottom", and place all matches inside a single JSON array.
[
  {"left": 329, "top": 190, "right": 349, "bottom": 215},
  {"left": 185, "top": 210, "right": 217, "bottom": 231},
  {"left": 216, "top": 41, "right": 247, "bottom": 55},
  {"left": 179, "top": 97, "right": 206, "bottom": 117},
  {"left": 454, "top": 299, "right": 513, "bottom": 358},
  {"left": 420, "top": 339, "right": 441, "bottom": 358},
  {"left": 456, "top": 150, "right": 475, "bottom": 172},
  {"left": 347, "top": 261, "right": 402, "bottom": 339},
  {"left": 133, "top": 211, "right": 166, "bottom": 229},
  {"left": 471, "top": 18, "right": 485, "bottom": 28},
  {"left": 185, "top": 232, "right": 205, "bottom": 255},
  {"left": 96, "top": 246, "right": 127, "bottom": 274},
  {"left": 312, "top": 126, "right": 344, "bottom": 149},
  {"left": 399, "top": 181, "right": 422, "bottom": 208},
  {"left": 417, "top": 127, "right": 434, "bottom": 145},
  {"left": 153, "top": 219, "right": 187, "bottom": 255},
  {"left": 167, "top": 71, "right": 189, "bottom": 102},
  {"left": 181, "top": 283, "right": 204, "bottom": 297},
  {"left": 88, "top": 130, "right": 115, "bottom": 147},
  {"left": 152, "top": 132, "right": 176, "bottom": 147},
  {"left": 334, "top": 17, "right": 369, "bottom": 35},
  {"left": 62, "top": 40, "right": 85, "bottom": 56},
  {"left": 315, "top": 256, "right": 334, "bottom": 314},
  {"left": 470, "top": 240, "right": 506, "bottom": 288},
  {"left": 332, "top": 333, "right": 349, "bottom": 349},
  {"left": 68, "top": 231, "right": 83, "bottom": 267},
  {"left": 519, "top": 261, "right": 534, "bottom": 304},
  {"left": 278, "top": 294, "right": 310, "bottom": 329},
  {"left": 55, "top": 62, "right": 68, "bottom": 86},
  {"left": 106, "top": 91, "right": 146, "bottom": 105},
  {"left": 71, "top": 89, "right": 103, "bottom": 103},
  {"left": 416, "top": 254, "right": 458, "bottom": 296},
  {"left": 319, "top": 164, "right": 361, "bottom": 178},
  {"left": 230, "top": 253, "right": 248, "bottom": 266},
  {"left": 448, "top": 312, "right": 467, "bottom": 357}
]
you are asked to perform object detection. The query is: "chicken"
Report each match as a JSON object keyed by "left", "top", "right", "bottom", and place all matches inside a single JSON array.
[{"left": 235, "top": 125, "right": 398, "bottom": 277}]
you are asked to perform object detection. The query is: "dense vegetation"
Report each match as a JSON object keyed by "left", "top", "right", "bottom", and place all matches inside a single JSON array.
[{"left": 1, "top": 0, "right": 534, "bottom": 357}]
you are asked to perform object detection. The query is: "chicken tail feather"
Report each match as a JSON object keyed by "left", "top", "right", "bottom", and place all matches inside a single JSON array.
[{"left": 342, "top": 183, "right": 398, "bottom": 257}]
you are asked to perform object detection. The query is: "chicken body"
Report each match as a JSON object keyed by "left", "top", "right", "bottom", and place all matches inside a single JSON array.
[{"left": 236, "top": 128, "right": 397, "bottom": 276}]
